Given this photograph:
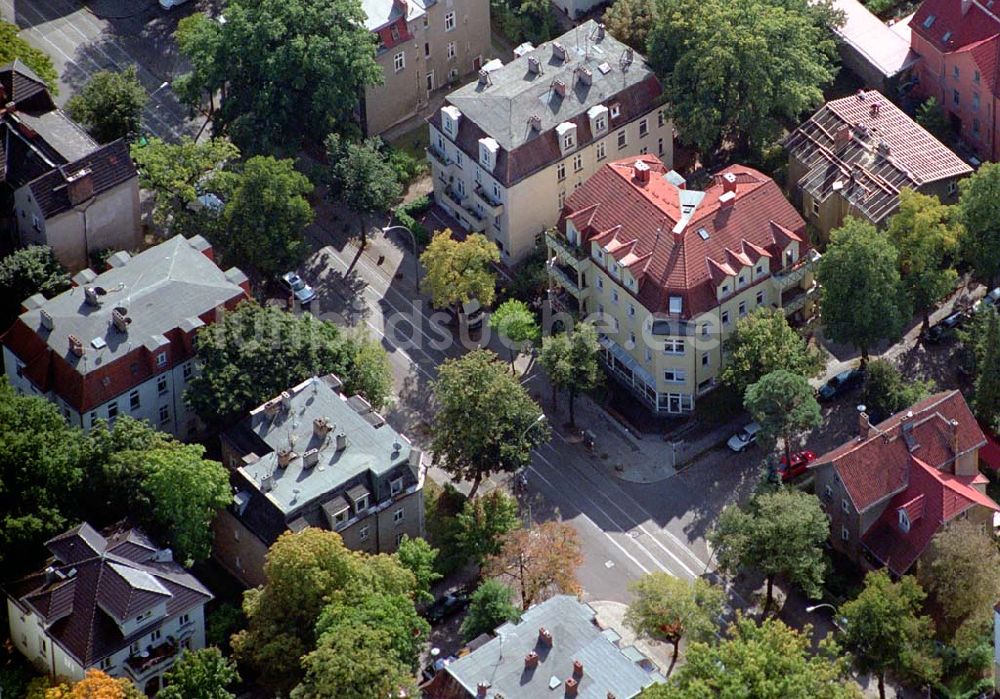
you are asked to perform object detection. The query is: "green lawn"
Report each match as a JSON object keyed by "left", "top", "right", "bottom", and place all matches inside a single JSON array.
[{"left": 389, "top": 124, "right": 429, "bottom": 162}]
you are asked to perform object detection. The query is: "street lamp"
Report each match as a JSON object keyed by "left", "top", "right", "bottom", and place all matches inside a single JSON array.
[
  {"left": 520, "top": 413, "right": 547, "bottom": 441},
  {"left": 805, "top": 603, "right": 837, "bottom": 614},
  {"left": 150, "top": 80, "right": 170, "bottom": 98},
  {"left": 382, "top": 225, "right": 420, "bottom": 293}
]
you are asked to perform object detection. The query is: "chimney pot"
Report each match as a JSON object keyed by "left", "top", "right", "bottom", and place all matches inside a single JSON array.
[
  {"left": 477, "top": 681, "right": 490, "bottom": 698},
  {"left": 336, "top": 433, "right": 348, "bottom": 451},
  {"left": 313, "top": 416, "right": 332, "bottom": 438},
  {"left": 525, "top": 651, "right": 539, "bottom": 669},
  {"left": 277, "top": 447, "right": 294, "bottom": 468},
  {"left": 68, "top": 334, "right": 84, "bottom": 357},
  {"left": 528, "top": 56, "right": 541, "bottom": 74},
  {"left": 565, "top": 677, "right": 579, "bottom": 697},
  {"left": 950, "top": 418, "right": 960, "bottom": 456},
  {"left": 633, "top": 161, "right": 651, "bottom": 184},
  {"left": 721, "top": 172, "right": 737, "bottom": 195},
  {"left": 539, "top": 627, "right": 553, "bottom": 647},
  {"left": 572, "top": 660, "right": 584, "bottom": 677},
  {"left": 858, "top": 405, "right": 870, "bottom": 440},
  {"left": 553, "top": 79, "right": 567, "bottom": 97},
  {"left": 66, "top": 168, "right": 94, "bottom": 206}
]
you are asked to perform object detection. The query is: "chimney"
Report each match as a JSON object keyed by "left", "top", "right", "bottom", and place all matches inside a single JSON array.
[
  {"left": 525, "top": 651, "right": 539, "bottom": 669},
  {"left": 68, "top": 334, "right": 84, "bottom": 357},
  {"left": 66, "top": 168, "right": 94, "bottom": 206},
  {"left": 718, "top": 191, "right": 736, "bottom": 208},
  {"left": 870, "top": 101, "right": 881, "bottom": 118},
  {"left": 877, "top": 140, "right": 891, "bottom": 156},
  {"left": 477, "top": 682, "right": 490, "bottom": 698},
  {"left": 572, "top": 660, "right": 583, "bottom": 678},
  {"left": 280, "top": 391, "right": 292, "bottom": 410},
  {"left": 277, "top": 447, "right": 294, "bottom": 468},
  {"left": 264, "top": 399, "right": 281, "bottom": 417},
  {"left": 539, "top": 627, "right": 553, "bottom": 647},
  {"left": 553, "top": 79, "right": 567, "bottom": 98},
  {"left": 84, "top": 286, "right": 101, "bottom": 307},
  {"left": 552, "top": 41, "right": 567, "bottom": 62},
  {"left": 596, "top": 23, "right": 605, "bottom": 40},
  {"left": 576, "top": 66, "right": 592, "bottom": 87},
  {"left": 40, "top": 309, "right": 54, "bottom": 330},
  {"left": 302, "top": 448, "right": 320, "bottom": 469},
  {"left": 261, "top": 474, "right": 273, "bottom": 493},
  {"left": 950, "top": 419, "right": 960, "bottom": 456},
  {"left": 313, "top": 416, "right": 332, "bottom": 439},
  {"left": 633, "top": 160, "right": 651, "bottom": 184},
  {"left": 834, "top": 125, "right": 852, "bottom": 150},
  {"left": 528, "top": 114, "right": 542, "bottom": 131},
  {"left": 721, "top": 172, "right": 737, "bottom": 195},
  {"left": 565, "top": 677, "right": 579, "bottom": 697},
  {"left": 858, "top": 405, "right": 870, "bottom": 441},
  {"left": 336, "top": 433, "right": 348, "bottom": 451},
  {"left": 111, "top": 307, "right": 130, "bottom": 333},
  {"left": 528, "top": 56, "right": 542, "bottom": 74}
]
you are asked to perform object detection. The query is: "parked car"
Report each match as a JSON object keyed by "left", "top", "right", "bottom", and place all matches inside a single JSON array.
[
  {"left": 281, "top": 272, "right": 317, "bottom": 305},
  {"left": 817, "top": 369, "right": 865, "bottom": 402},
  {"left": 777, "top": 450, "right": 817, "bottom": 482},
  {"left": 727, "top": 422, "right": 761, "bottom": 453},
  {"left": 923, "top": 310, "right": 969, "bottom": 344},
  {"left": 159, "top": 0, "right": 192, "bottom": 8},
  {"left": 423, "top": 591, "right": 470, "bottom": 624},
  {"left": 973, "top": 287, "right": 1000, "bottom": 314},
  {"left": 445, "top": 300, "right": 486, "bottom": 330}
]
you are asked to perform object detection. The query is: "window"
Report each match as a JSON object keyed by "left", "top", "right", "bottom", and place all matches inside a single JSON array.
[
  {"left": 953, "top": 65, "right": 960, "bottom": 80},
  {"left": 557, "top": 162, "right": 566, "bottom": 181},
  {"left": 668, "top": 296, "right": 682, "bottom": 314},
  {"left": 150, "top": 629, "right": 161, "bottom": 643},
  {"left": 596, "top": 141, "right": 606, "bottom": 161},
  {"left": 663, "top": 339, "right": 685, "bottom": 354},
  {"left": 811, "top": 198, "right": 820, "bottom": 217},
  {"left": 99, "top": 657, "right": 113, "bottom": 670},
  {"left": 721, "top": 310, "right": 730, "bottom": 325},
  {"left": 492, "top": 182, "right": 501, "bottom": 199},
  {"left": 179, "top": 613, "right": 190, "bottom": 626},
  {"left": 922, "top": 13, "right": 935, "bottom": 28},
  {"left": 129, "top": 390, "right": 140, "bottom": 411},
  {"left": 157, "top": 375, "right": 168, "bottom": 395},
  {"left": 645, "top": 349, "right": 652, "bottom": 363},
  {"left": 738, "top": 301, "right": 747, "bottom": 317},
  {"left": 974, "top": 70, "right": 981, "bottom": 84},
  {"left": 390, "top": 477, "right": 404, "bottom": 495},
  {"left": 39, "top": 638, "right": 47, "bottom": 655},
  {"left": 721, "top": 283, "right": 730, "bottom": 295},
  {"left": 973, "top": 92, "right": 980, "bottom": 111},
  {"left": 596, "top": 276, "right": 604, "bottom": 291},
  {"left": 664, "top": 369, "right": 686, "bottom": 383},
  {"left": 234, "top": 528, "right": 240, "bottom": 541},
  {"left": 89, "top": 411, "right": 97, "bottom": 427},
  {"left": 841, "top": 525, "right": 850, "bottom": 541},
  {"left": 611, "top": 289, "right": 619, "bottom": 304},
  {"left": 595, "top": 115, "right": 606, "bottom": 131},
  {"left": 658, "top": 138, "right": 664, "bottom": 156},
  {"left": 638, "top": 119, "right": 649, "bottom": 138},
  {"left": 943, "top": 31, "right": 952, "bottom": 43},
  {"left": 334, "top": 507, "right": 349, "bottom": 526},
  {"left": 628, "top": 304, "right": 636, "bottom": 317},
  {"left": 898, "top": 509, "right": 911, "bottom": 533},
  {"left": 701, "top": 353, "right": 709, "bottom": 367},
  {"left": 628, "top": 331, "right": 636, "bottom": 347},
  {"left": 610, "top": 104, "right": 620, "bottom": 118},
  {"left": 657, "top": 110, "right": 665, "bottom": 128},
  {"left": 563, "top": 131, "right": 576, "bottom": 149},
  {"left": 359, "top": 524, "right": 371, "bottom": 540},
  {"left": 558, "top": 190, "right": 566, "bottom": 208},
  {"left": 390, "top": 24, "right": 400, "bottom": 41},
  {"left": 948, "top": 180, "right": 958, "bottom": 196},
  {"left": 156, "top": 351, "right": 167, "bottom": 367},
  {"left": 841, "top": 498, "right": 850, "bottom": 514},
  {"left": 423, "top": 14, "right": 429, "bottom": 27},
  {"left": 396, "top": 532, "right": 406, "bottom": 547},
  {"left": 159, "top": 405, "right": 170, "bottom": 424},
  {"left": 355, "top": 495, "right": 369, "bottom": 511},
  {"left": 107, "top": 401, "right": 119, "bottom": 420},
  {"left": 953, "top": 89, "right": 960, "bottom": 106},
  {"left": 182, "top": 362, "right": 193, "bottom": 380},
  {"left": 823, "top": 485, "right": 832, "bottom": 500},
  {"left": 445, "top": 11, "right": 455, "bottom": 30},
  {"left": 617, "top": 130, "right": 627, "bottom": 150},
  {"left": 755, "top": 290, "right": 764, "bottom": 306},
  {"left": 700, "top": 323, "right": 710, "bottom": 338},
  {"left": 455, "top": 151, "right": 463, "bottom": 169},
  {"left": 573, "top": 153, "right": 583, "bottom": 172},
  {"left": 393, "top": 507, "right": 405, "bottom": 524},
  {"left": 755, "top": 264, "right": 763, "bottom": 276},
  {"left": 738, "top": 273, "right": 746, "bottom": 287},
  {"left": 447, "top": 41, "right": 456, "bottom": 59},
  {"left": 393, "top": 51, "right": 405, "bottom": 72},
  {"left": 32, "top": 214, "right": 40, "bottom": 231},
  {"left": 424, "top": 42, "right": 431, "bottom": 58}
]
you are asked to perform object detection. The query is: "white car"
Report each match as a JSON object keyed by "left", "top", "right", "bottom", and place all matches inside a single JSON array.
[
  {"left": 159, "top": 0, "right": 192, "bottom": 9},
  {"left": 727, "top": 422, "right": 761, "bottom": 453}
]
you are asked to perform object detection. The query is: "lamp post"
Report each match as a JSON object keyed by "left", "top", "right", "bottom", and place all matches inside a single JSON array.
[
  {"left": 382, "top": 225, "right": 421, "bottom": 293},
  {"left": 150, "top": 80, "right": 170, "bottom": 98},
  {"left": 520, "top": 413, "right": 547, "bottom": 441},
  {"left": 805, "top": 602, "right": 846, "bottom": 631}
]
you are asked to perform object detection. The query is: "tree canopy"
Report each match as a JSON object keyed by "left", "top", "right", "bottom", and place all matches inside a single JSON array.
[
  {"left": 489, "top": 298, "right": 541, "bottom": 366},
  {"left": 430, "top": 349, "right": 549, "bottom": 496},
  {"left": 646, "top": 0, "right": 838, "bottom": 157},
  {"left": 538, "top": 322, "right": 602, "bottom": 426},
  {"left": 710, "top": 489, "right": 828, "bottom": 609},
  {"left": 325, "top": 135, "right": 403, "bottom": 247},
  {"left": 66, "top": 67, "right": 147, "bottom": 144},
  {"left": 174, "top": 0, "right": 382, "bottom": 153},
  {"left": 420, "top": 231, "right": 500, "bottom": 311},
  {"left": 461, "top": 579, "right": 522, "bottom": 641},
  {"left": 395, "top": 535, "right": 441, "bottom": 605},
  {"left": 0, "top": 245, "right": 70, "bottom": 329},
  {"left": 487, "top": 520, "right": 582, "bottom": 609},
  {"left": 159, "top": 648, "right": 240, "bottom": 699},
  {"left": 744, "top": 370, "right": 822, "bottom": 468},
  {"left": 721, "top": 308, "right": 821, "bottom": 395},
  {"left": 454, "top": 489, "right": 521, "bottom": 566},
  {"left": 0, "top": 21, "right": 58, "bottom": 93},
  {"left": 861, "top": 359, "right": 932, "bottom": 422},
  {"left": 817, "top": 218, "right": 910, "bottom": 364},
  {"left": 43, "top": 670, "right": 142, "bottom": 699},
  {"left": 603, "top": 0, "right": 656, "bottom": 52},
  {"left": 340, "top": 333, "right": 394, "bottom": 411},
  {"left": 640, "top": 616, "right": 861, "bottom": 699},
  {"left": 958, "top": 162, "right": 1000, "bottom": 286},
  {"left": 973, "top": 308, "right": 1000, "bottom": 429}
]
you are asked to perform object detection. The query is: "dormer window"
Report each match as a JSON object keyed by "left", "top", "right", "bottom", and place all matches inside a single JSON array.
[
  {"left": 390, "top": 24, "right": 400, "bottom": 41},
  {"left": 441, "top": 105, "right": 461, "bottom": 139},
  {"left": 479, "top": 137, "right": 499, "bottom": 170},
  {"left": 738, "top": 273, "right": 746, "bottom": 287},
  {"left": 610, "top": 104, "right": 620, "bottom": 119},
  {"left": 922, "top": 14, "right": 935, "bottom": 29},
  {"left": 898, "top": 508, "right": 911, "bottom": 533},
  {"left": 721, "top": 283, "right": 730, "bottom": 295},
  {"left": 668, "top": 296, "right": 682, "bottom": 314},
  {"left": 596, "top": 116, "right": 606, "bottom": 131}
]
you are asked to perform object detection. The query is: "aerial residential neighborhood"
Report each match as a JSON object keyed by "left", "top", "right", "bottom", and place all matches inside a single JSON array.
[{"left": 4, "top": 0, "right": 1000, "bottom": 698}]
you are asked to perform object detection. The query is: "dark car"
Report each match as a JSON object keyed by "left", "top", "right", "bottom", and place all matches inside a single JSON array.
[
  {"left": 281, "top": 272, "right": 317, "bottom": 305},
  {"left": 923, "top": 311, "right": 969, "bottom": 344},
  {"left": 817, "top": 369, "right": 865, "bottom": 402},
  {"left": 777, "top": 450, "right": 817, "bottom": 482},
  {"left": 423, "top": 591, "right": 470, "bottom": 624}
]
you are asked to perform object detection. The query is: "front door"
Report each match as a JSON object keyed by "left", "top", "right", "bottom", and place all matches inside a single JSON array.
[{"left": 473, "top": 55, "right": 482, "bottom": 71}]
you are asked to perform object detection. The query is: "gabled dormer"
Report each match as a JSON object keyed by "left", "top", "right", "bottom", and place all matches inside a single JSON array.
[
  {"left": 479, "top": 137, "right": 499, "bottom": 171},
  {"left": 556, "top": 121, "right": 578, "bottom": 155},
  {"left": 441, "top": 105, "right": 461, "bottom": 140},
  {"left": 587, "top": 105, "right": 609, "bottom": 136}
]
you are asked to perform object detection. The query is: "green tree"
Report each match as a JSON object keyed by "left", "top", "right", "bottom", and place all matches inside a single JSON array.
[
  {"left": 0, "top": 245, "right": 70, "bottom": 329},
  {"left": 711, "top": 489, "right": 828, "bottom": 610},
  {"left": 974, "top": 311, "right": 1000, "bottom": 428},
  {"left": 420, "top": 230, "right": 499, "bottom": 311},
  {"left": 0, "top": 22, "right": 58, "bottom": 93},
  {"left": 640, "top": 616, "right": 861, "bottom": 699},
  {"left": 625, "top": 573, "right": 725, "bottom": 676},
  {"left": 325, "top": 135, "right": 403, "bottom": 248},
  {"left": 538, "top": 323, "right": 602, "bottom": 427},
  {"left": 173, "top": 14, "right": 227, "bottom": 120},
  {"left": 158, "top": 648, "right": 240, "bottom": 699},
  {"left": 603, "top": 0, "right": 656, "bottom": 52},
  {"left": 817, "top": 218, "right": 909, "bottom": 365},
  {"left": 721, "top": 308, "right": 820, "bottom": 396},
  {"left": 231, "top": 528, "right": 417, "bottom": 694},
  {"left": 139, "top": 444, "right": 230, "bottom": 565},
  {"left": 65, "top": 67, "right": 147, "bottom": 143},
  {"left": 430, "top": 349, "right": 549, "bottom": 496},
  {"left": 861, "top": 359, "right": 932, "bottom": 422},
  {"left": 43, "top": 670, "right": 142, "bottom": 699},
  {"left": 646, "top": 0, "right": 838, "bottom": 158},
  {"left": 460, "top": 579, "right": 522, "bottom": 641},
  {"left": 744, "top": 370, "right": 822, "bottom": 469},
  {"left": 958, "top": 162, "right": 1000, "bottom": 286},
  {"left": 130, "top": 137, "right": 240, "bottom": 234},
  {"left": 840, "top": 571, "right": 941, "bottom": 699},
  {"left": 341, "top": 334, "right": 394, "bottom": 411},
  {"left": 395, "top": 535, "right": 441, "bottom": 605},
  {"left": 489, "top": 299, "right": 541, "bottom": 367},
  {"left": 454, "top": 489, "right": 521, "bottom": 566},
  {"left": 174, "top": 0, "right": 381, "bottom": 153},
  {"left": 915, "top": 96, "right": 951, "bottom": 147},
  {"left": 186, "top": 303, "right": 352, "bottom": 426},
  {"left": 886, "top": 190, "right": 959, "bottom": 331},
  {"left": 216, "top": 155, "right": 313, "bottom": 277}
]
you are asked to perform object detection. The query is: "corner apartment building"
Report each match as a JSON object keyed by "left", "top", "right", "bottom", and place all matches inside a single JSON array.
[
  {"left": 362, "top": 0, "right": 491, "bottom": 135},
  {"left": 6, "top": 523, "right": 212, "bottom": 695},
  {"left": 910, "top": 0, "right": 1000, "bottom": 163},
  {"left": 546, "top": 156, "right": 816, "bottom": 415},
  {"left": 1, "top": 235, "right": 250, "bottom": 438},
  {"left": 427, "top": 20, "right": 672, "bottom": 263},
  {"left": 213, "top": 374, "right": 425, "bottom": 588},
  {"left": 785, "top": 89, "right": 971, "bottom": 240}
]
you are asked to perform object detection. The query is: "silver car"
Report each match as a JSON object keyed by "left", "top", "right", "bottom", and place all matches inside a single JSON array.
[{"left": 727, "top": 422, "right": 761, "bottom": 452}]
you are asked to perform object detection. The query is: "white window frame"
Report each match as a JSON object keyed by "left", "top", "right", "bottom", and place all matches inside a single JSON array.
[
  {"left": 663, "top": 339, "right": 685, "bottom": 355},
  {"left": 156, "top": 351, "right": 167, "bottom": 367},
  {"left": 557, "top": 162, "right": 566, "bottom": 182},
  {"left": 617, "top": 129, "right": 627, "bottom": 150},
  {"left": 596, "top": 141, "right": 606, "bottom": 161},
  {"left": 841, "top": 498, "right": 850, "bottom": 514},
  {"left": 393, "top": 51, "right": 405, "bottom": 72},
  {"left": 393, "top": 507, "right": 405, "bottom": 524},
  {"left": 157, "top": 375, "right": 168, "bottom": 396},
  {"left": 445, "top": 11, "right": 456, "bottom": 31},
  {"left": 638, "top": 118, "right": 648, "bottom": 137},
  {"left": 447, "top": 41, "right": 456, "bottom": 59},
  {"left": 573, "top": 152, "right": 583, "bottom": 172},
  {"left": 159, "top": 405, "right": 170, "bottom": 424},
  {"left": 391, "top": 477, "right": 404, "bottom": 495},
  {"left": 664, "top": 369, "right": 686, "bottom": 383}
]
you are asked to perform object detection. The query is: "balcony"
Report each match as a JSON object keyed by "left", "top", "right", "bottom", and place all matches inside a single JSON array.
[
  {"left": 473, "top": 184, "right": 504, "bottom": 216},
  {"left": 548, "top": 263, "right": 590, "bottom": 301},
  {"left": 779, "top": 282, "right": 819, "bottom": 317},
  {"left": 426, "top": 146, "right": 450, "bottom": 169},
  {"left": 544, "top": 230, "right": 588, "bottom": 272},
  {"left": 125, "top": 640, "right": 178, "bottom": 681},
  {"left": 442, "top": 186, "right": 465, "bottom": 211},
  {"left": 772, "top": 249, "right": 821, "bottom": 291}
]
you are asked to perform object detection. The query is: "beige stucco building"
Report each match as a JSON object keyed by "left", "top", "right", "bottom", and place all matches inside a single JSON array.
[
  {"left": 213, "top": 374, "right": 425, "bottom": 588},
  {"left": 362, "top": 0, "right": 491, "bottom": 135},
  {"left": 428, "top": 21, "right": 672, "bottom": 264},
  {"left": 547, "top": 156, "right": 817, "bottom": 415}
]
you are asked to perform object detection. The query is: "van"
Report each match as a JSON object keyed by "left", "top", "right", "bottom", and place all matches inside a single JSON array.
[{"left": 727, "top": 422, "right": 761, "bottom": 453}]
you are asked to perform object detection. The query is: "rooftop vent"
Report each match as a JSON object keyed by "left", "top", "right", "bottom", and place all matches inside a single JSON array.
[
  {"left": 336, "top": 432, "right": 348, "bottom": 451},
  {"left": 552, "top": 41, "right": 567, "bottom": 62},
  {"left": 528, "top": 56, "right": 542, "bottom": 74},
  {"left": 280, "top": 391, "right": 292, "bottom": 410},
  {"left": 277, "top": 447, "right": 295, "bottom": 468},
  {"left": 84, "top": 286, "right": 102, "bottom": 307},
  {"left": 594, "top": 22, "right": 605, "bottom": 40},
  {"left": 302, "top": 448, "right": 320, "bottom": 469},
  {"left": 553, "top": 79, "right": 567, "bottom": 97},
  {"left": 68, "top": 334, "right": 84, "bottom": 357},
  {"left": 478, "top": 68, "right": 491, "bottom": 86},
  {"left": 111, "top": 307, "right": 131, "bottom": 333},
  {"left": 576, "top": 66, "right": 592, "bottom": 86},
  {"left": 40, "top": 309, "right": 54, "bottom": 330},
  {"left": 870, "top": 101, "right": 881, "bottom": 118},
  {"left": 313, "top": 416, "right": 332, "bottom": 439}
]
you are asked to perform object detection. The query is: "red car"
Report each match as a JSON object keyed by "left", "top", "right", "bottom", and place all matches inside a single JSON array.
[{"left": 778, "top": 450, "right": 817, "bottom": 482}]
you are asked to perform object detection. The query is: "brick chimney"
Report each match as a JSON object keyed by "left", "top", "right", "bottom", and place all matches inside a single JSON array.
[
  {"left": 634, "top": 160, "right": 651, "bottom": 184},
  {"left": 572, "top": 660, "right": 584, "bottom": 678},
  {"left": 538, "top": 627, "right": 553, "bottom": 648},
  {"left": 565, "top": 677, "right": 579, "bottom": 697},
  {"left": 66, "top": 168, "right": 94, "bottom": 206},
  {"left": 525, "top": 651, "right": 539, "bottom": 669},
  {"left": 950, "top": 419, "right": 960, "bottom": 457},
  {"left": 721, "top": 172, "right": 737, "bottom": 195},
  {"left": 858, "top": 405, "right": 870, "bottom": 441},
  {"left": 477, "top": 681, "right": 490, "bottom": 698},
  {"left": 834, "top": 125, "right": 852, "bottom": 150},
  {"left": 68, "top": 334, "right": 84, "bottom": 357}
]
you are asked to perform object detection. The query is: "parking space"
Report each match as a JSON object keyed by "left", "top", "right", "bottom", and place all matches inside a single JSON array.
[{"left": 1, "top": 0, "right": 210, "bottom": 141}]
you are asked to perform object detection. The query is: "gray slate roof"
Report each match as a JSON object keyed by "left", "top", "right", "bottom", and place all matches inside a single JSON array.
[
  {"left": 443, "top": 595, "right": 663, "bottom": 699},
  {"left": 447, "top": 20, "right": 656, "bottom": 152}
]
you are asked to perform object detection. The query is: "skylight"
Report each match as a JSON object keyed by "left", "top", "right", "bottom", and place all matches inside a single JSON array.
[
  {"left": 697, "top": 228, "right": 710, "bottom": 240},
  {"left": 922, "top": 14, "right": 935, "bottom": 28},
  {"left": 942, "top": 31, "right": 952, "bottom": 43}
]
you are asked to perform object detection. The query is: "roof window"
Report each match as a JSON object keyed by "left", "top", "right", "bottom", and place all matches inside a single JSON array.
[
  {"left": 942, "top": 31, "right": 952, "bottom": 43},
  {"left": 922, "top": 14, "right": 935, "bottom": 28},
  {"left": 697, "top": 228, "right": 710, "bottom": 240}
]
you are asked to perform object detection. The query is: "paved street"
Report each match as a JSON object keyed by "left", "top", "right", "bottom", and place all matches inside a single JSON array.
[{"left": 2, "top": 0, "right": 205, "bottom": 141}]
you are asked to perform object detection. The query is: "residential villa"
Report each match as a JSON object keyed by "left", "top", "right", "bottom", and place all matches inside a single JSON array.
[
  {"left": 785, "top": 89, "right": 971, "bottom": 239},
  {"left": 213, "top": 374, "right": 425, "bottom": 587},
  {"left": 362, "top": 0, "right": 491, "bottom": 135},
  {"left": 910, "top": 0, "right": 1000, "bottom": 163},
  {"left": 546, "top": 155, "right": 816, "bottom": 415},
  {"left": 427, "top": 20, "right": 672, "bottom": 263},
  {"left": 810, "top": 391, "right": 1000, "bottom": 576},
  {"left": 1, "top": 235, "right": 250, "bottom": 438},
  {"left": 1, "top": 61, "right": 141, "bottom": 272},
  {"left": 423, "top": 595, "right": 664, "bottom": 698},
  {"left": 5, "top": 523, "right": 212, "bottom": 696}
]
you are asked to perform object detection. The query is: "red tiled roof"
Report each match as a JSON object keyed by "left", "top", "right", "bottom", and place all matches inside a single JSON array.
[
  {"left": 911, "top": 0, "right": 1000, "bottom": 53},
  {"left": 967, "top": 34, "right": 1000, "bottom": 92},
  {"left": 558, "top": 156, "right": 809, "bottom": 317},
  {"left": 814, "top": 391, "right": 986, "bottom": 510}
]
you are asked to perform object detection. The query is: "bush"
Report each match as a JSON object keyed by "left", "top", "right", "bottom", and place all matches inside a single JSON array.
[
  {"left": 206, "top": 602, "right": 245, "bottom": 653},
  {"left": 393, "top": 195, "right": 434, "bottom": 246},
  {"left": 423, "top": 480, "right": 468, "bottom": 576},
  {"left": 387, "top": 147, "right": 428, "bottom": 187}
]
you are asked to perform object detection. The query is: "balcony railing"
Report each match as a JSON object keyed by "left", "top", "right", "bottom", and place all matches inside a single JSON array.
[
  {"left": 548, "top": 264, "right": 590, "bottom": 301},
  {"left": 473, "top": 184, "right": 504, "bottom": 216},
  {"left": 426, "top": 146, "right": 450, "bottom": 169},
  {"left": 779, "top": 282, "right": 818, "bottom": 316},
  {"left": 544, "top": 230, "right": 589, "bottom": 271},
  {"left": 442, "top": 186, "right": 465, "bottom": 210},
  {"left": 125, "top": 640, "right": 178, "bottom": 680},
  {"left": 773, "top": 249, "right": 821, "bottom": 291}
]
